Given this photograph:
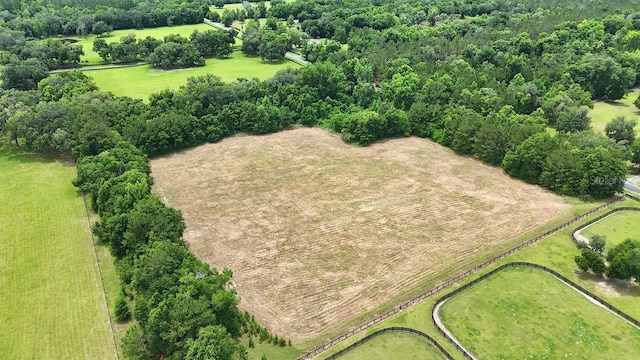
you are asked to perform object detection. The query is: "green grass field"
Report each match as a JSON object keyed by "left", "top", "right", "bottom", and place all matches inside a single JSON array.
[
  {"left": 209, "top": 0, "right": 295, "bottom": 15},
  {"left": 337, "top": 332, "right": 447, "bottom": 360},
  {"left": 69, "top": 24, "right": 216, "bottom": 65},
  {"left": 590, "top": 89, "right": 640, "bottom": 134},
  {"left": 580, "top": 210, "right": 640, "bottom": 251},
  {"left": 439, "top": 266, "right": 640, "bottom": 359},
  {"left": 0, "top": 148, "right": 118, "bottom": 359},
  {"left": 86, "top": 51, "right": 300, "bottom": 100},
  {"left": 210, "top": 2, "right": 248, "bottom": 14}
]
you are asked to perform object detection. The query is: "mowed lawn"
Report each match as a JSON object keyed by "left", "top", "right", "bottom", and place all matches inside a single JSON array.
[
  {"left": 337, "top": 332, "right": 446, "bottom": 360},
  {"left": 580, "top": 210, "right": 640, "bottom": 251},
  {"left": 439, "top": 266, "right": 640, "bottom": 359},
  {"left": 69, "top": 23, "right": 216, "bottom": 65},
  {"left": 590, "top": 88, "right": 640, "bottom": 134},
  {"left": 0, "top": 149, "right": 117, "bottom": 359},
  {"left": 86, "top": 51, "right": 300, "bottom": 100}
]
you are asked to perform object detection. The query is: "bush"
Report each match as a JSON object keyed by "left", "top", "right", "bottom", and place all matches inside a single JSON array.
[
  {"left": 590, "top": 234, "right": 607, "bottom": 254},
  {"left": 114, "top": 295, "right": 131, "bottom": 322}
]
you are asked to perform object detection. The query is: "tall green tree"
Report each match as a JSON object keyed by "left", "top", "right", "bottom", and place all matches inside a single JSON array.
[
  {"left": 575, "top": 249, "right": 606, "bottom": 276},
  {"left": 0, "top": 58, "right": 48, "bottom": 90},
  {"left": 605, "top": 116, "right": 636, "bottom": 144},
  {"left": 185, "top": 326, "right": 242, "bottom": 360}
]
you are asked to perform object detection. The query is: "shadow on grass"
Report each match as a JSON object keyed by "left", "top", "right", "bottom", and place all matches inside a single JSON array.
[
  {"left": 0, "top": 145, "right": 61, "bottom": 165},
  {"left": 574, "top": 269, "right": 640, "bottom": 297}
]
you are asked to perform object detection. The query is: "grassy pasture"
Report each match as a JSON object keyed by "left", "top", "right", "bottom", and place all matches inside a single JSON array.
[
  {"left": 151, "top": 127, "right": 570, "bottom": 347},
  {"left": 337, "top": 332, "right": 446, "bottom": 360},
  {"left": 580, "top": 210, "right": 640, "bottom": 251},
  {"left": 86, "top": 51, "right": 300, "bottom": 100},
  {"left": 590, "top": 88, "right": 640, "bottom": 134},
  {"left": 70, "top": 23, "right": 215, "bottom": 65},
  {"left": 209, "top": 0, "right": 295, "bottom": 15},
  {"left": 0, "top": 148, "right": 117, "bottom": 359},
  {"left": 317, "top": 199, "right": 640, "bottom": 360},
  {"left": 439, "top": 266, "right": 640, "bottom": 359}
]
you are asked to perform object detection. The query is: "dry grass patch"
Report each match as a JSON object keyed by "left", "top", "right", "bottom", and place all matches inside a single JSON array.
[{"left": 150, "top": 128, "right": 568, "bottom": 344}]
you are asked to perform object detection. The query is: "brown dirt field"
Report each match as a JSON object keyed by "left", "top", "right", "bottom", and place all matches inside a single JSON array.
[{"left": 150, "top": 128, "right": 569, "bottom": 343}]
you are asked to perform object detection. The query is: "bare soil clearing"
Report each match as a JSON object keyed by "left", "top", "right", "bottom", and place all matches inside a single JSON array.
[{"left": 150, "top": 128, "right": 568, "bottom": 342}]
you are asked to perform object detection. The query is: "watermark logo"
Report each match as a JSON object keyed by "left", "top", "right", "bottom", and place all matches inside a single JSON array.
[{"left": 589, "top": 176, "right": 626, "bottom": 186}]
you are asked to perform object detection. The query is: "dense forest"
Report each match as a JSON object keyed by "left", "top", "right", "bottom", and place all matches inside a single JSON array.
[{"left": 3, "top": 0, "right": 640, "bottom": 358}]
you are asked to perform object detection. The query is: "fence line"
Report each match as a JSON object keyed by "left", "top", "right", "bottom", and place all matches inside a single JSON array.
[
  {"left": 570, "top": 205, "right": 640, "bottom": 253},
  {"left": 298, "top": 195, "right": 630, "bottom": 360},
  {"left": 81, "top": 194, "right": 120, "bottom": 360},
  {"left": 323, "top": 327, "right": 453, "bottom": 360},
  {"left": 431, "top": 262, "right": 640, "bottom": 359}
]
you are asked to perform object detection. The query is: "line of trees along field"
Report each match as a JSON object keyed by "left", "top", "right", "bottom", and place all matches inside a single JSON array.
[
  {"left": 5, "top": 0, "right": 640, "bottom": 358},
  {"left": 92, "top": 29, "right": 235, "bottom": 67}
]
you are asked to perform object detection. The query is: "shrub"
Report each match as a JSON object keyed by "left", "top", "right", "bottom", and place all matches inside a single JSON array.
[{"left": 114, "top": 295, "right": 131, "bottom": 322}]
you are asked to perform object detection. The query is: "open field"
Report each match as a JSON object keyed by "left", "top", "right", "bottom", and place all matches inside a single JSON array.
[
  {"left": 0, "top": 148, "right": 117, "bottom": 359},
  {"left": 579, "top": 210, "right": 640, "bottom": 251},
  {"left": 590, "top": 89, "right": 640, "bottom": 134},
  {"left": 150, "top": 127, "right": 569, "bottom": 344},
  {"left": 69, "top": 23, "right": 215, "bottom": 65},
  {"left": 86, "top": 51, "right": 300, "bottom": 100},
  {"left": 439, "top": 266, "right": 640, "bottom": 359},
  {"left": 338, "top": 332, "right": 446, "bottom": 360}
]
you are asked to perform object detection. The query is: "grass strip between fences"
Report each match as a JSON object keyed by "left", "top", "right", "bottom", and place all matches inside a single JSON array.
[{"left": 81, "top": 193, "right": 119, "bottom": 359}]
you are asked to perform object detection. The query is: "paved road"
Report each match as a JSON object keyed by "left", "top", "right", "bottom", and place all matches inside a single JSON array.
[{"left": 624, "top": 175, "right": 640, "bottom": 194}]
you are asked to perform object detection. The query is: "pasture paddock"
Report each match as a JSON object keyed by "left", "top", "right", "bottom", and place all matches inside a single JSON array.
[
  {"left": 150, "top": 127, "right": 569, "bottom": 344},
  {"left": 579, "top": 210, "right": 640, "bottom": 251},
  {"left": 86, "top": 51, "right": 300, "bottom": 100},
  {"left": 0, "top": 148, "right": 117, "bottom": 359},
  {"left": 439, "top": 266, "right": 640, "bottom": 359}
]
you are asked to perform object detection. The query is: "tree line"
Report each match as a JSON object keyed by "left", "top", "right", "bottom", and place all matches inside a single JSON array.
[
  {"left": 92, "top": 29, "right": 234, "bottom": 67},
  {"left": 0, "top": 0, "right": 208, "bottom": 38},
  {"left": 240, "top": 18, "right": 306, "bottom": 62}
]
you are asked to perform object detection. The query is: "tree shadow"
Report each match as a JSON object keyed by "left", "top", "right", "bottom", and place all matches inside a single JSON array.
[
  {"left": 574, "top": 269, "right": 640, "bottom": 297},
  {"left": 603, "top": 101, "right": 627, "bottom": 108}
]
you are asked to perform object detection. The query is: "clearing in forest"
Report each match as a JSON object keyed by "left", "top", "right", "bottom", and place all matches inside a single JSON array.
[
  {"left": 590, "top": 88, "right": 640, "bottom": 134},
  {"left": 150, "top": 128, "right": 569, "bottom": 343},
  {"left": 0, "top": 148, "right": 117, "bottom": 359},
  {"left": 87, "top": 51, "right": 300, "bottom": 100},
  {"left": 438, "top": 266, "right": 640, "bottom": 359}
]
